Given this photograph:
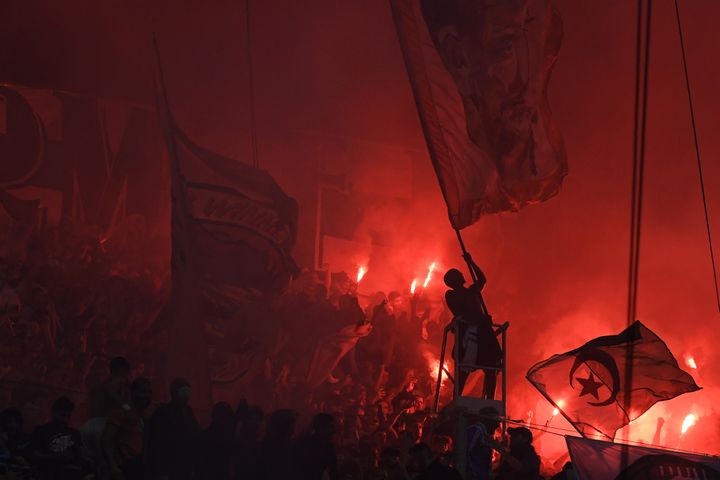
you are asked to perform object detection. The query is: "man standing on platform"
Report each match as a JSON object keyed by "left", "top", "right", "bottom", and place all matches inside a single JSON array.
[{"left": 443, "top": 254, "right": 501, "bottom": 399}]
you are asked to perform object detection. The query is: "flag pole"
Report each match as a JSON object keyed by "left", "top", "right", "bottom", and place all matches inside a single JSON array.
[
  {"left": 454, "top": 227, "right": 491, "bottom": 315},
  {"left": 623, "top": 0, "right": 652, "bottom": 470},
  {"left": 454, "top": 227, "right": 477, "bottom": 283},
  {"left": 245, "top": 0, "right": 259, "bottom": 169},
  {"left": 152, "top": 35, "right": 168, "bottom": 115}
]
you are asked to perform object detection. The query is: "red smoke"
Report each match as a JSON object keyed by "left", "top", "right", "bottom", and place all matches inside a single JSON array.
[{"left": 4, "top": 0, "right": 720, "bottom": 460}]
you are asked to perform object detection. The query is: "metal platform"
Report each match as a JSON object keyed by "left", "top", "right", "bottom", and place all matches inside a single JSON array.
[
  {"left": 432, "top": 318, "right": 509, "bottom": 479},
  {"left": 446, "top": 396, "right": 505, "bottom": 414}
]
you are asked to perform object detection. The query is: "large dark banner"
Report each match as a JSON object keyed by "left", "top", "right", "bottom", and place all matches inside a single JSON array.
[{"left": 158, "top": 88, "right": 298, "bottom": 407}]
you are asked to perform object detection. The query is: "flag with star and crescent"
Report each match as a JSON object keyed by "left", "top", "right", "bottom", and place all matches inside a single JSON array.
[{"left": 527, "top": 321, "right": 700, "bottom": 440}]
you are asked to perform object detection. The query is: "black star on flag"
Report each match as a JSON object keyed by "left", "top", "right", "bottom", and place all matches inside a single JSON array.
[
  {"left": 576, "top": 373, "right": 604, "bottom": 400},
  {"left": 527, "top": 321, "right": 700, "bottom": 440}
]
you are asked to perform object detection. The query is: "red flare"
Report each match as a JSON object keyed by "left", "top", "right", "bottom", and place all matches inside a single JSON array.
[
  {"left": 356, "top": 266, "right": 367, "bottom": 283},
  {"left": 681, "top": 413, "right": 697, "bottom": 435},
  {"left": 423, "top": 262, "right": 437, "bottom": 288}
]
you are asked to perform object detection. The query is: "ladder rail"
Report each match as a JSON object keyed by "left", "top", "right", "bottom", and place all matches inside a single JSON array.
[
  {"left": 433, "top": 323, "right": 452, "bottom": 412},
  {"left": 433, "top": 317, "right": 509, "bottom": 480},
  {"left": 501, "top": 319, "right": 507, "bottom": 437},
  {"left": 433, "top": 318, "right": 509, "bottom": 412}
]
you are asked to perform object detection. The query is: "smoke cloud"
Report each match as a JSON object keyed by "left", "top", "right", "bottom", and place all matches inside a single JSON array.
[{"left": 4, "top": 0, "right": 720, "bottom": 459}]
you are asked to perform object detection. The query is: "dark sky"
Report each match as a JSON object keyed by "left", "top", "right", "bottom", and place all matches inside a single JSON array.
[{"left": 4, "top": 0, "right": 720, "bottom": 452}]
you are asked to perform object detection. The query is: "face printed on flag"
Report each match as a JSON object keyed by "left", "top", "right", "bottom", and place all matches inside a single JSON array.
[
  {"left": 391, "top": 0, "right": 567, "bottom": 228},
  {"left": 424, "top": 0, "right": 543, "bottom": 180},
  {"left": 527, "top": 322, "right": 700, "bottom": 440}
]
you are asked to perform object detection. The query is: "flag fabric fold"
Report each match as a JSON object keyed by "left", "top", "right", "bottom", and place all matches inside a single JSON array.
[
  {"left": 527, "top": 321, "right": 700, "bottom": 440},
  {"left": 306, "top": 322, "right": 372, "bottom": 388},
  {"left": 390, "top": 0, "right": 567, "bottom": 229},
  {"left": 162, "top": 114, "right": 299, "bottom": 293},
  {"left": 566, "top": 436, "right": 720, "bottom": 480}
]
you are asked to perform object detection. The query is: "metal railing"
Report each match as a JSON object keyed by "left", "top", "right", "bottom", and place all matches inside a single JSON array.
[{"left": 433, "top": 317, "right": 509, "bottom": 413}]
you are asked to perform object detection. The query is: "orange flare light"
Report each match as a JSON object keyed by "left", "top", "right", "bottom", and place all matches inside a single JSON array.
[
  {"left": 429, "top": 358, "right": 450, "bottom": 381},
  {"left": 553, "top": 408, "right": 559, "bottom": 417},
  {"left": 686, "top": 355, "right": 698, "bottom": 370},
  {"left": 423, "top": 262, "right": 437, "bottom": 288},
  {"left": 681, "top": 413, "right": 697, "bottom": 435},
  {"left": 410, "top": 279, "right": 418, "bottom": 295},
  {"left": 356, "top": 266, "right": 367, "bottom": 283}
]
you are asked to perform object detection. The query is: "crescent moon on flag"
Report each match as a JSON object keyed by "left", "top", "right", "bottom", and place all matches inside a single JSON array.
[{"left": 569, "top": 348, "right": 621, "bottom": 407}]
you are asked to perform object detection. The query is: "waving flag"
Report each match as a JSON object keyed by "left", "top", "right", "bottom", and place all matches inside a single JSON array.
[
  {"left": 166, "top": 125, "right": 299, "bottom": 292},
  {"left": 306, "top": 322, "right": 372, "bottom": 388},
  {"left": 154, "top": 36, "right": 299, "bottom": 410},
  {"left": 527, "top": 321, "right": 699, "bottom": 439},
  {"left": 566, "top": 436, "right": 720, "bottom": 480},
  {"left": 390, "top": 0, "right": 567, "bottom": 229}
]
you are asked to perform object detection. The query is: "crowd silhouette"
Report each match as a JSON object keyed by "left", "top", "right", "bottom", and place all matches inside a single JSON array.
[{"left": 0, "top": 356, "right": 555, "bottom": 480}]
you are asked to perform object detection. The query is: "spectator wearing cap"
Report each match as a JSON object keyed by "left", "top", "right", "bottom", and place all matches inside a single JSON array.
[{"left": 496, "top": 427, "right": 540, "bottom": 480}]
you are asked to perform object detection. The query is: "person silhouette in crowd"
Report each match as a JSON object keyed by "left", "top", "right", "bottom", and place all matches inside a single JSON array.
[
  {"left": 0, "top": 407, "right": 30, "bottom": 465},
  {"left": 233, "top": 404, "right": 264, "bottom": 480},
  {"left": 443, "top": 253, "right": 501, "bottom": 398},
  {"left": 295, "top": 413, "right": 338, "bottom": 480},
  {"left": 428, "top": 434, "right": 453, "bottom": 467},
  {"left": 30, "top": 397, "right": 85, "bottom": 480},
  {"left": 146, "top": 378, "right": 199, "bottom": 480},
  {"left": 496, "top": 427, "right": 540, "bottom": 480},
  {"left": 549, "top": 462, "right": 575, "bottom": 480},
  {"left": 259, "top": 409, "right": 296, "bottom": 480},
  {"left": 83, "top": 356, "right": 133, "bottom": 471},
  {"left": 377, "top": 447, "right": 407, "bottom": 480},
  {"left": 196, "top": 402, "right": 236, "bottom": 480},
  {"left": 102, "top": 377, "right": 152, "bottom": 480},
  {"left": 466, "top": 407, "right": 504, "bottom": 480},
  {"left": 88, "top": 357, "right": 132, "bottom": 418},
  {"left": 406, "top": 442, "right": 462, "bottom": 480}
]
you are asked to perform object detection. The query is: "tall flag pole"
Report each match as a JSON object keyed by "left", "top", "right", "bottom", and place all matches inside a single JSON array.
[
  {"left": 673, "top": 0, "right": 720, "bottom": 313},
  {"left": 245, "top": 0, "right": 259, "bottom": 169},
  {"left": 623, "top": 0, "right": 652, "bottom": 469}
]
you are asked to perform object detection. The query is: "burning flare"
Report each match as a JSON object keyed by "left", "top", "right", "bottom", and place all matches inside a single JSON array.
[
  {"left": 410, "top": 279, "right": 418, "bottom": 295},
  {"left": 552, "top": 408, "right": 559, "bottom": 417},
  {"left": 423, "top": 262, "right": 437, "bottom": 288},
  {"left": 429, "top": 358, "right": 450, "bottom": 381},
  {"left": 681, "top": 413, "right": 697, "bottom": 435},
  {"left": 685, "top": 355, "right": 698, "bottom": 370},
  {"left": 356, "top": 266, "right": 367, "bottom": 283}
]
